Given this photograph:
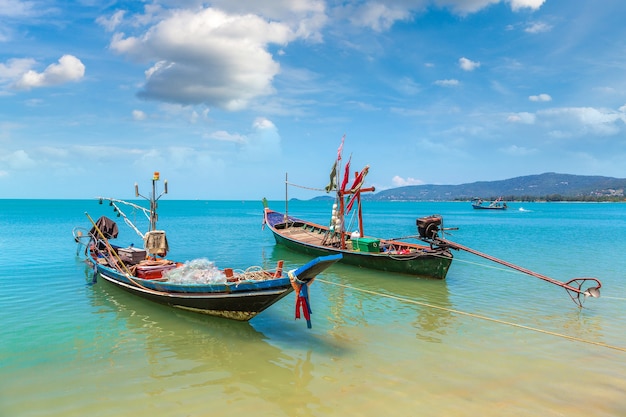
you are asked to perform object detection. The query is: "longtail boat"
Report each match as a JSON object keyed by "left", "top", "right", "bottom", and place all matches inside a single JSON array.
[
  {"left": 263, "top": 137, "right": 454, "bottom": 279},
  {"left": 73, "top": 172, "right": 341, "bottom": 324},
  {"left": 263, "top": 136, "right": 603, "bottom": 307}
]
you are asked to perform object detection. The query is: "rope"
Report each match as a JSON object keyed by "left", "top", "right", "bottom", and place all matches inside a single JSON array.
[
  {"left": 285, "top": 181, "right": 326, "bottom": 192},
  {"left": 229, "top": 265, "right": 280, "bottom": 283},
  {"left": 316, "top": 278, "right": 626, "bottom": 353}
]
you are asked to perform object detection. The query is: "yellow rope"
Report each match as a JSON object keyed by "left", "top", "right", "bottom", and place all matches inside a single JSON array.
[
  {"left": 316, "top": 278, "right": 626, "bottom": 353},
  {"left": 230, "top": 266, "right": 276, "bottom": 282}
]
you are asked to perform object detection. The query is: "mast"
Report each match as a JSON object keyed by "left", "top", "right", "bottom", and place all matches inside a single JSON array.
[
  {"left": 336, "top": 170, "right": 374, "bottom": 248},
  {"left": 135, "top": 171, "right": 168, "bottom": 231},
  {"left": 337, "top": 187, "right": 346, "bottom": 248},
  {"left": 284, "top": 172, "right": 289, "bottom": 221}
]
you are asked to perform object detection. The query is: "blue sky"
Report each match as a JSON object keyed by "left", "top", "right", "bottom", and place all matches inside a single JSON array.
[{"left": 1, "top": 0, "right": 625, "bottom": 200}]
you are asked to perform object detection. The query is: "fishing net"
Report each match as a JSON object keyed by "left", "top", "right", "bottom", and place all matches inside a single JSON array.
[{"left": 162, "top": 258, "right": 227, "bottom": 284}]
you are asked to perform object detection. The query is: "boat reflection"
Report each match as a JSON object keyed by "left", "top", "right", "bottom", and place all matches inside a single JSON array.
[
  {"left": 264, "top": 245, "right": 456, "bottom": 344},
  {"left": 86, "top": 274, "right": 325, "bottom": 417}
]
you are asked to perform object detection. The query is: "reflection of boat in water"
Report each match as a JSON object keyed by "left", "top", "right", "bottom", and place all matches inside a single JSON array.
[
  {"left": 86, "top": 281, "right": 324, "bottom": 417},
  {"left": 265, "top": 244, "right": 455, "bottom": 343},
  {"left": 73, "top": 172, "right": 341, "bottom": 322},
  {"left": 472, "top": 197, "right": 508, "bottom": 210}
]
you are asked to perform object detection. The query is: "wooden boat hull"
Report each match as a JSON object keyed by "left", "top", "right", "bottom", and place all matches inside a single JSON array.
[
  {"left": 263, "top": 208, "right": 453, "bottom": 279},
  {"left": 93, "top": 253, "right": 342, "bottom": 321}
]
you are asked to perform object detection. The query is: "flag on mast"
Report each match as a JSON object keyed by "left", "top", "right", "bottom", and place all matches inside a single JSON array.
[
  {"left": 325, "top": 161, "right": 337, "bottom": 192},
  {"left": 337, "top": 134, "right": 345, "bottom": 161},
  {"left": 340, "top": 155, "right": 351, "bottom": 192}
]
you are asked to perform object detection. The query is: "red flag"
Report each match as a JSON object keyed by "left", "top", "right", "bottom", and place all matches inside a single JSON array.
[{"left": 340, "top": 156, "right": 351, "bottom": 192}]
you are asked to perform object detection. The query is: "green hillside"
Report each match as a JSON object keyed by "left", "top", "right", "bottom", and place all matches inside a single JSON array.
[{"left": 368, "top": 173, "right": 626, "bottom": 201}]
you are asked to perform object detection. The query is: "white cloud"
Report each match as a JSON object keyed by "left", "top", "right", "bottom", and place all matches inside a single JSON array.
[
  {"left": 499, "top": 144, "right": 537, "bottom": 155},
  {"left": 243, "top": 117, "right": 281, "bottom": 160},
  {"left": 434, "top": 0, "right": 544, "bottom": 15},
  {"left": 539, "top": 107, "right": 625, "bottom": 136},
  {"left": 509, "top": 0, "right": 546, "bottom": 11},
  {"left": 109, "top": 6, "right": 318, "bottom": 110},
  {"left": 342, "top": 2, "right": 412, "bottom": 31},
  {"left": 253, "top": 116, "right": 276, "bottom": 130},
  {"left": 208, "top": 130, "right": 246, "bottom": 144},
  {"left": 392, "top": 175, "right": 424, "bottom": 186},
  {"left": 339, "top": 0, "right": 545, "bottom": 26},
  {"left": 96, "top": 10, "right": 126, "bottom": 32},
  {"left": 0, "top": 58, "right": 36, "bottom": 82},
  {"left": 12, "top": 55, "right": 85, "bottom": 90},
  {"left": 204, "top": 0, "right": 327, "bottom": 40},
  {"left": 459, "top": 57, "right": 480, "bottom": 71},
  {"left": 525, "top": 21, "right": 552, "bottom": 33},
  {"left": 2, "top": 149, "right": 36, "bottom": 169},
  {"left": 435, "top": 0, "right": 499, "bottom": 15},
  {"left": 434, "top": 79, "right": 459, "bottom": 87},
  {"left": 132, "top": 110, "right": 147, "bottom": 121},
  {"left": 206, "top": 117, "right": 280, "bottom": 161},
  {"left": 507, "top": 112, "right": 536, "bottom": 124},
  {"left": 529, "top": 93, "right": 552, "bottom": 102},
  {"left": 0, "top": 0, "right": 38, "bottom": 18}
]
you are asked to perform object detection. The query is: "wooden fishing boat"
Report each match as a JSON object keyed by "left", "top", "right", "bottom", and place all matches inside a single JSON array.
[
  {"left": 73, "top": 172, "right": 341, "bottom": 323},
  {"left": 472, "top": 197, "right": 507, "bottom": 210},
  {"left": 262, "top": 137, "right": 603, "bottom": 308},
  {"left": 263, "top": 206, "right": 452, "bottom": 278},
  {"left": 262, "top": 137, "right": 454, "bottom": 279}
]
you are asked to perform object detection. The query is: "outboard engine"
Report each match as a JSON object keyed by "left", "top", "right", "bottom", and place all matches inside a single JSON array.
[{"left": 416, "top": 215, "right": 443, "bottom": 241}]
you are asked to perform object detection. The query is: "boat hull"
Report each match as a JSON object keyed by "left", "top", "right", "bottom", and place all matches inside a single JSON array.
[
  {"left": 264, "top": 208, "right": 453, "bottom": 279},
  {"left": 93, "top": 253, "right": 342, "bottom": 321},
  {"left": 96, "top": 264, "right": 292, "bottom": 320},
  {"left": 472, "top": 204, "right": 506, "bottom": 210}
]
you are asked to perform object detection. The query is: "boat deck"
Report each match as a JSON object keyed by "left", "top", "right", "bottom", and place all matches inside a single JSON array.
[
  {"left": 279, "top": 224, "right": 333, "bottom": 246},
  {"left": 277, "top": 222, "right": 432, "bottom": 254}
]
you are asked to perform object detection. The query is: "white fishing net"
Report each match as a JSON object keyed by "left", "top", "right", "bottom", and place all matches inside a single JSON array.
[{"left": 162, "top": 258, "right": 227, "bottom": 284}]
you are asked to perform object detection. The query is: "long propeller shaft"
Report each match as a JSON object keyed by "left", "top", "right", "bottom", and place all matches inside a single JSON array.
[{"left": 437, "top": 237, "right": 601, "bottom": 301}]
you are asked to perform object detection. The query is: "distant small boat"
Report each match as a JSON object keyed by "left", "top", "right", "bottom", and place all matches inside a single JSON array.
[
  {"left": 472, "top": 197, "right": 507, "bottom": 210},
  {"left": 73, "top": 172, "right": 341, "bottom": 323}
]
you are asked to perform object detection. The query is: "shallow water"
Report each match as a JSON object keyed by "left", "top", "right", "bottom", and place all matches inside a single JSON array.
[{"left": 1, "top": 199, "right": 625, "bottom": 416}]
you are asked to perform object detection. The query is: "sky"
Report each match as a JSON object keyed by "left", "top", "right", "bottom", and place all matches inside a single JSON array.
[{"left": 1, "top": 0, "right": 625, "bottom": 200}]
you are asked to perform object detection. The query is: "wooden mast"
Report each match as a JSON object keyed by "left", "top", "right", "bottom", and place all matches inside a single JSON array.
[{"left": 337, "top": 177, "right": 375, "bottom": 248}]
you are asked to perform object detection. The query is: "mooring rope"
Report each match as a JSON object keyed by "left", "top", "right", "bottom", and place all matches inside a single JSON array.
[
  {"left": 285, "top": 182, "right": 326, "bottom": 192},
  {"left": 316, "top": 278, "right": 626, "bottom": 353}
]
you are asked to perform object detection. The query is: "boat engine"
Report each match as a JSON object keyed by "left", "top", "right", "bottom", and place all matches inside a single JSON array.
[{"left": 416, "top": 215, "right": 443, "bottom": 241}]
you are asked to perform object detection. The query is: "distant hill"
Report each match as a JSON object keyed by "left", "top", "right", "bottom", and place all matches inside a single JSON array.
[{"left": 366, "top": 173, "right": 626, "bottom": 201}]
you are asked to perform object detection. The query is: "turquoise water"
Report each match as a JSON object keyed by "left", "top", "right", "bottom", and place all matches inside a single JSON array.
[{"left": 1, "top": 199, "right": 625, "bottom": 416}]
